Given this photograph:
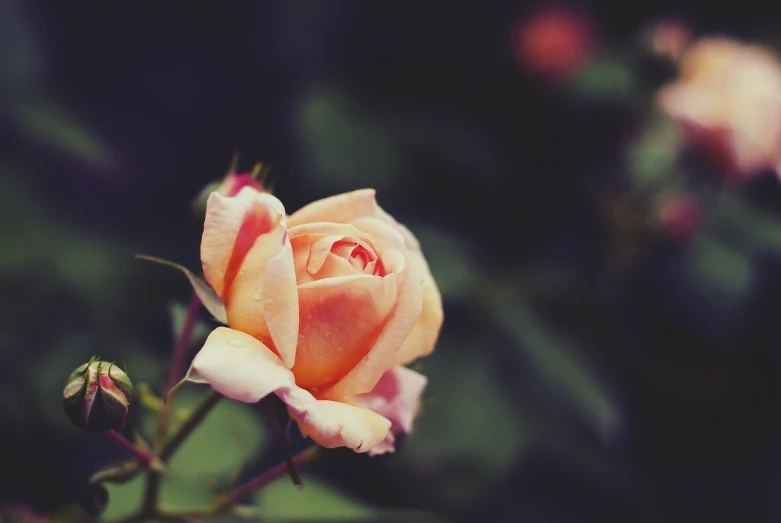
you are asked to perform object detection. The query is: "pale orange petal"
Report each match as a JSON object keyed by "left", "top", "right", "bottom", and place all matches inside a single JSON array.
[
  {"left": 201, "top": 188, "right": 266, "bottom": 296},
  {"left": 224, "top": 221, "right": 299, "bottom": 368},
  {"left": 289, "top": 396, "right": 391, "bottom": 453},
  {"left": 349, "top": 216, "right": 407, "bottom": 251},
  {"left": 367, "top": 433, "right": 396, "bottom": 456},
  {"left": 393, "top": 276, "right": 443, "bottom": 365},
  {"left": 287, "top": 189, "right": 378, "bottom": 227},
  {"left": 323, "top": 249, "right": 425, "bottom": 398},
  {"left": 292, "top": 274, "right": 397, "bottom": 390},
  {"left": 288, "top": 222, "right": 370, "bottom": 240},
  {"left": 187, "top": 327, "right": 291, "bottom": 403},
  {"left": 307, "top": 235, "right": 347, "bottom": 274},
  {"left": 188, "top": 327, "right": 391, "bottom": 454},
  {"left": 364, "top": 208, "right": 444, "bottom": 365},
  {"left": 355, "top": 366, "right": 427, "bottom": 434},
  {"left": 371, "top": 205, "right": 421, "bottom": 251}
]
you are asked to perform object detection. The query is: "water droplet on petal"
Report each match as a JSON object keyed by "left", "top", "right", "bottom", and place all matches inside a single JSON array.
[
  {"left": 253, "top": 293, "right": 261, "bottom": 301},
  {"left": 298, "top": 334, "right": 306, "bottom": 344},
  {"left": 306, "top": 314, "right": 313, "bottom": 320},
  {"left": 227, "top": 338, "right": 243, "bottom": 347},
  {"left": 336, "top": 346, "right": 344, "bottom": 352},
  {"left": 324, "top": 332, "right": 330, "bottom": 338}
]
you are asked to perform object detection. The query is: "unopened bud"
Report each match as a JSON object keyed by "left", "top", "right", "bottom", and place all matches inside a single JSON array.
[{"left": 63, "top": 358, "right": 133, "bottom": 432}]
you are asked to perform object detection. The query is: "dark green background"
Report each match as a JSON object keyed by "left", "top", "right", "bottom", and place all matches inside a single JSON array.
[{"left": 3, "top": 1, "right": 781, "bottom": 521}]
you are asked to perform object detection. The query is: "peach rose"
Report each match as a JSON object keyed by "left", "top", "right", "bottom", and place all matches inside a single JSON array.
[
  {"left": 185, "top": 187, "right": 443, "bottom": 454},
  {"left": 658, "top": 37, "right": 781, "bottom": 178}
]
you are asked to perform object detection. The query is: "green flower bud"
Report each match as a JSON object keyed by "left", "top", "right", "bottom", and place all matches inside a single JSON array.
[{"left": 63, "top": 357, "right": 133, "bottom": 432}]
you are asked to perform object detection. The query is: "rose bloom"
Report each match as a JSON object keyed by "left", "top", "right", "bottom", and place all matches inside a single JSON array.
[
  {"left": 514, "top": 5, "right": 594, "bottom": 79},
  {"left": 658, "top": 37, "right": 781, "bottom": 178},
  {"left": 186, "top": 187, "right": 443, "bottom": 454}
]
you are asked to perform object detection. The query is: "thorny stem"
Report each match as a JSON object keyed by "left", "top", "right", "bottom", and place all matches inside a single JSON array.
[
  {"left": 155, "top": 292, "right": 202, "bottom": 444},
  {"left": 213, "top": 446, "right": 321, "bottom": 513},
  {"left": 105, "top": 430, "right": 155, "bottom": 465},
  {"left": 88, "top": 459, "right": 142, "bottom": 486},
  {"left": 142, "top": 291, "right": 211, "bottom": 517}
]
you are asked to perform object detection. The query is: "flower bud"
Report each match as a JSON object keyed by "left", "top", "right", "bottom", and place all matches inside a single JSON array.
[
  {"left": 63, "top": 358, "right": 133, "bottom": 432},
  {"left": 192, "top": 171, "right": 265, "bottom": 218}
]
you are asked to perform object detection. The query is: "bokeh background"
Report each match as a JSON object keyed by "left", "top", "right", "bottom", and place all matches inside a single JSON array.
[{"left": 4, "top": 1, "right": 781, "bottom": 521}]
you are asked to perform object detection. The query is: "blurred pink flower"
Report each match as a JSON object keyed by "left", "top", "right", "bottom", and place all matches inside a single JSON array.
[
  {"left": 658, "top": 37, "right": 781, "bottom": 179},
  {"left": 514, "top": 5, "right": 594, "bottom": 79},
  {"left": 647, "top": 19, "right": 692, "bottom": 62},
  {"left": 656, "top": 196, "right": 701, "bottom": 241}
]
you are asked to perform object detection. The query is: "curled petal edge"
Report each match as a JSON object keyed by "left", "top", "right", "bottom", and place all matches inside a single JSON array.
[{"left": 185, "top": 327, "right": 391, "bottom": 453}]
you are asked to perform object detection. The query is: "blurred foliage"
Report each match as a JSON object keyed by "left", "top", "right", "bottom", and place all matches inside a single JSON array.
[{"left": 104, "top": 389, "right": 266, "bottom": 521}]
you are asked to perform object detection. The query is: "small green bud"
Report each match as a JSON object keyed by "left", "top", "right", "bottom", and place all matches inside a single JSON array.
[{"left": 63, "top": 357, "right": 133, "bottom": 432}]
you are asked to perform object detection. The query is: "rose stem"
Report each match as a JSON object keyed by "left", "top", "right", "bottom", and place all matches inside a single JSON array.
[
  {"left": 213, "top": 446, "right": 320, "bottom": 512},
  {"left": 105, "top": 430, "right": 155, "bottom": 465},
  {"left": 142, "top": 389, "right": 222, "bottom": 515},
  {"left": 154, "top": 292, "right": 201, "bottom": 444},
  {"left": 142, "top": 289, "right": 210, "bottom": 518}
]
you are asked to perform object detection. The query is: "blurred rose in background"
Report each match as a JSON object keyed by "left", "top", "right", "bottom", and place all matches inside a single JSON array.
[
  {"left": 659, "top": 37, "right": 781, "bottom": 179},
  {"left": 513, "top": 4, "right": 595, "bottom": 79}
]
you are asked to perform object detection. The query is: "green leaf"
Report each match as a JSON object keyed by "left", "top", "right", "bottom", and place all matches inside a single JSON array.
[
  {"left": 406, "top": 347, "right": 527, "bottom": 468},
  {"left": 102, "top": 475, "right": 212, "bottom": 521},
  {"left": 685, "top": 234, "right": 753, "bottom": 303},
  {"left": 143, "top": 389, "right": 266, "bottom": 479},
  {"left": 627, "top": 112, "right": 683, "bottom": 191},
  {"left": 136, "top": 255, "right": 228, "bottom": 324},
  {"left": 10, "top": 101, "right": 111, "bottom": 167},
  {"left": 297, "top": 87, "right": 400, "bottom": 191},
  {"left": 257, "top": 474, "right": 376, "bottom": 520},
  {"left": 568, "top": 54, "right": 634, "bottom": 99},
  {"left": 496, "top": 299, "right": 620, "bottom": 440},
  {"left": 710, "top": 193, "right": 781, "bottom": 258}
]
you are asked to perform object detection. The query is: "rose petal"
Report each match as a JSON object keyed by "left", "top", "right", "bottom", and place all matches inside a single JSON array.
[
  {"left": 288, "top": 222, "right": 371, "bottom": 241},
  {"left": 316, "top": 253, "right": 361, "bottom": 280},
  {"left": 355, "top": 366, "right": 427, "bottom": 434},
  {"left": 361, "top": 210, "right": 444, "bottom": 365},
  {"left": 188, "top": 327, "right": 391, "bottom": 453},
  {"left": 394, "top": 262, "right": 444, "bottom": 365},
  {"left": 290, "top": 396, "right": 391, "bottom": 453},
  {"left": 224, "top": 221, "right": 299, "bottom": 368},
  {"left": 323, "top": 249, "right": 425, "bottom": 398},
  {"left": 260, "top": 231, "right": 300, "bottom": 368},
  {"left": 372, "top": 205, "right": 421, "bottom": 251},
  {"left": 349, "top": 217, "right": 407, "bottom": 251},
  {"left": 288, "top": 189, "right": 378, "bottom": 227},
  {"left": 201, "top": 188, "right": 285, "bottom": 296},
  {"left": 187, "top": 327, "right": 290, "bottom": 403},
  {"left": 307, "top": 235, "right": 347, "bottom": 274},
  {"left": 292, "top": 274, "right": 397, "bottom": 390},
  {"left": 368, "top": 432, "right": 396, "bottom": 456}
]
